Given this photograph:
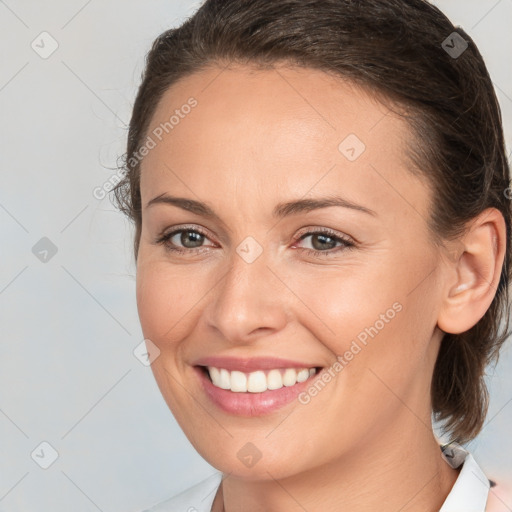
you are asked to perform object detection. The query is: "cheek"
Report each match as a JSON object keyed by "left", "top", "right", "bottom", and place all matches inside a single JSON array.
[
  {"left": 286, "top": 261, "right": 403, "bottom": 350},
  {"left": 136, "top": 262, "right": 194, "bottom": 347},
  {"left": 292, "top": 258, "right": 432, "bottom": 392}
]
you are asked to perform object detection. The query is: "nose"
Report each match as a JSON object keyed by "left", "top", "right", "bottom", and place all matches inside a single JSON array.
[{"left": 204, "top": 246, "right": 289, "bottom": 345}]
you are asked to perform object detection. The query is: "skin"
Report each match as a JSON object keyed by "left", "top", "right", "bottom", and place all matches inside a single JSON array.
[{"left": 135, "top": 64, "right": 506, "bottom": 512}]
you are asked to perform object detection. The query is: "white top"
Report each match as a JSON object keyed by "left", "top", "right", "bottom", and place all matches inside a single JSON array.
[{"left": 143, "top": 443, "right": 490, "bottom": 512}]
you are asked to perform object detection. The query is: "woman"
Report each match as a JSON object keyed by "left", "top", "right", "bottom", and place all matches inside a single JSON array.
[{"left": 113, "top": 0, "right": 511, "bottom": 510}]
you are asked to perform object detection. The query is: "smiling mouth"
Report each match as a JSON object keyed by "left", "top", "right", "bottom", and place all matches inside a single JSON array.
[{"left": 198, "top": 365, "right": 322, "bottom": 393}]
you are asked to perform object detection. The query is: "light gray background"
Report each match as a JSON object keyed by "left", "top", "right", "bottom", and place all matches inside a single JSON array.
[{"left": 1, "top": 1, "right": 511, "bottom": 511}]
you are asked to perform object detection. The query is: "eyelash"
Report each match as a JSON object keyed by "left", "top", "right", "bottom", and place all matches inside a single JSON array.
[{"left": 155, "top": 225, "right": 356, "bottom": 258}]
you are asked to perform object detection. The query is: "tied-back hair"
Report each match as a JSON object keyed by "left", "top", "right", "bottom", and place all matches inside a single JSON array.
[{"left": 113, "top": 0, "right": 512, "bottom": 444}]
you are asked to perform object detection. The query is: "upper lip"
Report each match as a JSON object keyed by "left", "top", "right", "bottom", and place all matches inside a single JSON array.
[{"left": 193, "top": 356, "right": 321, "bottom": 372}]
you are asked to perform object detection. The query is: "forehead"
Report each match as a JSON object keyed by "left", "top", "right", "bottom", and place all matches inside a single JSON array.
[{"left": 139, "top": 64, "right": 429, "bottom": 222}]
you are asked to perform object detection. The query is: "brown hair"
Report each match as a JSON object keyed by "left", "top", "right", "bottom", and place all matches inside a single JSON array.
[{"left": 113, "top": 0, "right": 512, "bottom": 444}]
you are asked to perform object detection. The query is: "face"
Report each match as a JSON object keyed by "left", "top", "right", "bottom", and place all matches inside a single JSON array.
[{"left": 136, "top": 64, "right": 447, "bottom": 479}]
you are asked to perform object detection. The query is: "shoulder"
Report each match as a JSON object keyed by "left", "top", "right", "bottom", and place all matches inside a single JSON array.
[{"left": 142, "top": 472, "right": 223, "bottom": 512}]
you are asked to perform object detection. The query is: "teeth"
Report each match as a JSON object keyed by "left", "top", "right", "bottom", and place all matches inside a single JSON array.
[
  {"left": 297, "top": 369, "right": 310, "bottom": 382},
  {"left": 210, "top": 368, "right": 231, "bottom": 389},
  {"left": 247, "top": 371, "right": 267, "bottom": 392},
  {"left": 230, "top": 371, "right": 247, "bottom": 392},
  {"left": 267, "top": 369, "right": 283, "bottom": 390},
  {"left": 283, "top": 368, "right": 297, "bottom": 386},
  {"left": 206, "top": 366, "right": 318, "bottom": 393}
]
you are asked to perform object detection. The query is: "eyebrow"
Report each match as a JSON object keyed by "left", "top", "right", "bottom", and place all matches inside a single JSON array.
[{"left": 146, "top": 193, "right": 377, "bottom": 219}]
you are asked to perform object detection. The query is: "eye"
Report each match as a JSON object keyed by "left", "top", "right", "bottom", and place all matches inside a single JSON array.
[
  {"left": 154, "top": 225, "right": 356, "bottom": 258},
  {"left": 293, "top": 228, "right": 355, "bottom": 257},
  {"left": 155, "top": 225, "right": 216, "bottom": 254}
]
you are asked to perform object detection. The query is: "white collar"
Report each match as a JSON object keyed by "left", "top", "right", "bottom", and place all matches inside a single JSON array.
[{"left": 439, "top": 442, "right": 490, "bottom": 512}]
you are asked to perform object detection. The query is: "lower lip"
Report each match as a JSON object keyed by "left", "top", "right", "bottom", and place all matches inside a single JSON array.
[{"left": 194, "top": 366, "right": 320, "bottom": 416}]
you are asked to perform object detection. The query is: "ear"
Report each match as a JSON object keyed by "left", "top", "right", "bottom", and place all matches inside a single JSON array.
[{"left": 437, "top": 208, "right": 507, "bottom": 335}]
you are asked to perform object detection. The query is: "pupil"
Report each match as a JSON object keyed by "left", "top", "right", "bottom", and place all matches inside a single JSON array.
[
  {"left": 312, "top": 234, "right": 335, "bottom": 251},
  {"left": 182, "top": 231, "right": 203, "bottom": 248}
]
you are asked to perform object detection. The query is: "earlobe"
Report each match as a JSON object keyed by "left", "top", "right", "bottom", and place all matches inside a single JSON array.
[{"left": 437, "top": 208, "right": 507, "bottom": 335}]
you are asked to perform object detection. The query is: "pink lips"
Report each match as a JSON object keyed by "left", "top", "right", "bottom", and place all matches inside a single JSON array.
[
  {"left": 192, "top": 356, "right": 321, "bottom": 416},
  {"left": 193, "top": 356, "right": 319, "bottom": 372}
]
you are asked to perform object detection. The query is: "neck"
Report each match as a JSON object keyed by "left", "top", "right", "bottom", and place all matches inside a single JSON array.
[{"left": 212, "top": 414, "right": 460, "bottom": 512}]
